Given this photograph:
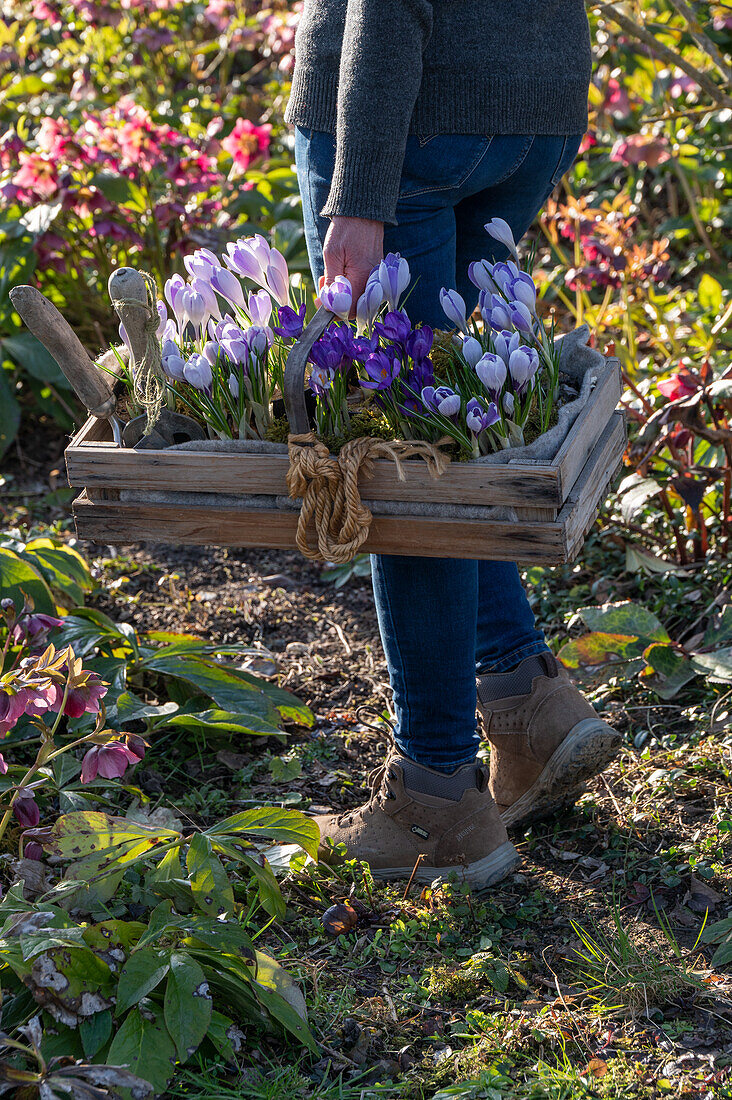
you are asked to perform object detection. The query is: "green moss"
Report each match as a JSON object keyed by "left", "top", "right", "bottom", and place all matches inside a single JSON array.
[{"left": 265, "top": 415, "right": 290, "bottom": 444}]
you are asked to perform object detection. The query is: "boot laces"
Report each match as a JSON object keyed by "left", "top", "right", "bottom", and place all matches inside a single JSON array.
[{"left": 336, "top": 761, "right": 397, "bottom": 826}]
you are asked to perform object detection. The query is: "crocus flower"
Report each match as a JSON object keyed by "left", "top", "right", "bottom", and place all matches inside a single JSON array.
[
  {"left": 466, "top": 397, "right": 499, "bottom": 434},
  {"left": 220, "top": 322, "right": 250, "bottom": 366},
  {"left": 407, "top": 358, "right": 434, "bottom": 393},
  {"left": 273, "top": 303, "right": 306, "bottom": 339},
  {"left": 422, "top": 385, "right": 461, "bottom": 418},
  {"left": 183, "top": 353, "right": 213, "bottom": 391},
  {"left": 508, "top": 300, "right": 534, "bottom": 334},
  {"left": 439, "top": 288, "right": 469, "bottom": 332},
  {"left": 191, "top": 277, "right": 221, "bottom": 323},
  {"left": 265, "top": 248, "right": 290, "bottom": 306},
  {"left": 210, "top": 266, "right": 246, "bottom": 310},
  {"left": 508, "top": 271, "right": 537, "bottom": 312},
  {"left": 224, "top": 238, "right": 267, "bottom": 284},
  {"left": 493, "top": 329, "right": 521, "bottom": 364},
  {"left": 164, "top": 273, "right": 186, "bottom": 321},
  {"left": 163, "top": 351, "right": 186, "bottom": 381},
  {"left": 228, "top": 372, "right": 240, "bottom": 398},
  {"left": 81, "top": 739, "right": 144, "bottom": 784},
  {"left": 489, "top": 261, "right": 519, "bottom": 295},
  {"left": 245, "top": 327, "right": 270, "bottom": 358},
  {"left": 406, "top": 325, "right": 433, "bottom": 362},
  {"left": 10, "top": 614, "right": 64, "bottom": 649},
  {"left": 155, "top": 301, "right": 167, "bottom": 338},
  {"left": 476, "top": 352, "right": 507, "bottom": 397},
  {"left": 485, "top": 217, "right": 519, "bottom": 259},
  {"left": 461, "top": 335, "right": 483, "bottom": 368},
  {"left": 184, "top": 247, "right": 220, "bottom": 280},
  {"left": 479, "top": 292, "right": 512, "bottom": 332},
  {"left": 309, "top": 364, "right": 335, "bottom": 396},
  {"left": 379, "top": 254, "right": 410, "bottom": 311},
  {"left": 180, "top": 287, "right": 208, "bottom": 329},
  {"left": 508, "top": 346, "right": 540, "bottom": 393},
  {"left": 361, "top": 350, "right": 401, "bottom": 390},
  {"left": 375, "top": 310, "right": 411, "bottom": 347},
  {"left": 247, "top": 289, "right": 273, "bottom": 328},
  {"left": 320, "top": 276, "right": 353, "bottom": 320},
  {"left": 201, "top": 341, "right": 222, "bottom": 367},
  {"left": 503, "top": 392, "right": 515, "bottom": 415},
  {"left": 356, "top": 276, "right": 384, "bottom": 332},
  {"left": 13, "top": 791, "right": 40, "bottom": 828},
  {"left": 468, "top": 259, "right": 498, "bottom": 293}
]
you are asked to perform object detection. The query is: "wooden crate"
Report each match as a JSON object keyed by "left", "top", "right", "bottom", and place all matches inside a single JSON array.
[{"left": 66, "top": 359, "right": 625, "bottom": 563}]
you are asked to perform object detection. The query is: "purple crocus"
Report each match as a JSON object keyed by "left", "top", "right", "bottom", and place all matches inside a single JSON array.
[
  {"left": 265, "top": 248, "right": 290, "bottom": 306},
  {"left": 508, "top": 346, "right": 540, "bottom": 393},
  {"left": 180, "top": 286, "right": 208, "bottom": 329},
  {"left": 485, "top": 217, "right": 519, "bottom": 259},
  {"left": 228, "top": 372, "right": 240, "bottom": 398},
  {"left": 162, "top": 346, "right": 186, "bottom": 381},
  {"left": 379, "top": 254, "right": 410, "bottom": 312},
  {"left": 320, "top": 276, "right": 352, "bottom": 320},
  {"left": 479, "top": 292, "right": 512, "bottom": 332},
  {"left": 508, "top": 300, "right": 534, "bottom": 334},
  {"left": 493, "top": 329, "right": 521, "bottom": 364},
  {"left": 183, "top": 353, "right": 213, "bottom": 391},
  {"left": 375, "top": 310, "right": 412, "bottom": 347},
  {"left": 247, "top": 289, "right": 272, "bottom": 328},
  {"left": 155, "top": 300, "right": 167, "bottom": 338},
  {"left": 310, "top": 335, "right": 343, "bottom": 375},
  {"left": 489, "top": 261, "right": 519, "bottom": 295},
  {"left": 422, "top": 385, "right": 461, "bottom": 418},
  {"left": 503, "top": 391, "right": 515, "bottom": 415},
  {"left": 273, "top": 302, "right": 306, "bottom": 339},
  {"left": 356, "top": 275, "right": 384, "bottom": 332},
  {"left": 476, "top": 352, "right": 507, "bottom": 397},
  {"left": 468, "top": 259, "right": 498, "bottom": 293},
  {"left": 361, "top": 350, "right": 401, "bottom": 390},
  {"left": 210, "top": 265, "right": 246, "bottom": 310},
  {"left": 407, "top": 357, "right": 434, "bottom": 393},
  {"left": 466, "top": 397, "right": 500, "bottom": 434},
  {"left": 219, "top": 322, "right": 250, "bottom": 366},
  {"left": 439, "top": 288, "right": 469, "bottom": 332},
  {"left": 309, "top": 364, "right": 335, "bottom": 396},
  {"left": 224, "top": 238, "right": 267, "bottom": 284},
  {"left": 461, "top": 335, "right": 483, "bottom": 368},
  {"left": 508, "top": 271, "right": 538, "bottom": 312},
  {"left": 245, "top": 326, "right": 270, "bottom": 358},
  {"left": 184, "top": 247, "right": 220, "bottom": 280},
  {"left": 406, "top": 325, "right": 434, "bottom": 362}
]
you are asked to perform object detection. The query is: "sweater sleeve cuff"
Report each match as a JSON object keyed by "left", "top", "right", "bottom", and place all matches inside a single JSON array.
[{"left": 320, "top": 143, "right": 405, "bottom": 224}]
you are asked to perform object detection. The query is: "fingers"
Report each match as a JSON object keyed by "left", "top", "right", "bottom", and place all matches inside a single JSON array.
[{"left": 321, "top": 216, "right": 384, "bottom": 315}]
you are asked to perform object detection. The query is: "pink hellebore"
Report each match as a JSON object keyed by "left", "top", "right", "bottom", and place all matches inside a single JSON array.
[
  {"left": 10, "top": 614, "right": 64, "bottom": 649},
  {"left": 222, "top": 119, "right": 272, "bottom": 175},
  {"left": 610, "top": 133, "right": 671, "bottom": 168},
  {"left": 81, "top": 737, "right": 145, "bottom": 784},
  {"left": 13, "top": 791, "right": 40, "bottom": 828}
]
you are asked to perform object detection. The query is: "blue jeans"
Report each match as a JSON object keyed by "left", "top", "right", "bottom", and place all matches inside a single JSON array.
[{"left": 295, "top": 129, "right": 581, "bottom": 770}]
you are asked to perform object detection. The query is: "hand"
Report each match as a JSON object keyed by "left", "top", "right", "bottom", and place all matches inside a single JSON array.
[{"left": 322, "top": 216, "right": 384, "bottom": 314}]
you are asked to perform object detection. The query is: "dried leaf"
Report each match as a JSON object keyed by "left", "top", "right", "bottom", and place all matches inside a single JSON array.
[{"left": 322, "top": 903, "right": 358, "bottom": 937}]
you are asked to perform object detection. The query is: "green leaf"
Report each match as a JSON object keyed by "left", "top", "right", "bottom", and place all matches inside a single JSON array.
[
  {"left": 80, "top": 1009, "right": 113, "bottom": 1059},
  {"left": 558, "top": 632, "right": 642, "bottom": 671},
  {"left": 0, "top": 367, "right": 20, "bottom": 460},
  {"left": 698, "top": 273, "right": 723, "bottom": 315},
  {"left": 640, "top": 643, "right": 697, "bottom": 700},
  {"left": 703, "top": 606, "right": 732, "bottom": 648},
  {"left": 140, "top": 653, "right": 280, "bottom": 720},
  {"left": 578, "top": 601, "right": 670, "bottom": 642},
  {"left": 206, "top": 807, "right": 320, "bottom": 860},
  {"left": 206, "top": 1010, "right": 243, "bottom": 1062},
  {"left": 107, "top": 1007, "right": 177, "bottom": 1094},
  {"left": 45, "top": 811, "right": 180, "bottom": 865},
  {"left": 269, "top": 756, "right": 302, "bottom": 782},
  {"left": 0, "top": 546, "right": 55, "bottom": 615},
  {"left": 1, "top": 332, "right": 73, "bottom": 387},
  {"left": 618, "top": 476, "right": 662, "bottom": 523},
  {"left": 21, "top": 538, "right": 94, "bottom": 605},
  {"left": 624, "top": 545, "right": 689, "bottom": 576},
  {"left": 116, "top": 946, "right": 170, "bottom": 1016},
  {"left": 210, "top": 840, "right": 285, "bottom": 919},
  {"left": 165, "top": 708, "right": 282, "bottom": 738},
  {"left": 90, "top": 171, "right": 135, "bottom": 205},
  {"left": 186, "top": 834, "right": 234, "bottom": 918},
  {"left": 691, "top": 647, "right": 732, "bottom": 684},
  {"left": 164, "top": 952, "right": 212, "bottom": 1061},
  {"left": 252, "top": 949, "right": 318, "bottom": 1052}
]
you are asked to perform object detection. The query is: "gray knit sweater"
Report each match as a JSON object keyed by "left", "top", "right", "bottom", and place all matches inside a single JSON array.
[{"left": 286, "top": 0, "right": 591, "bottom": 224}]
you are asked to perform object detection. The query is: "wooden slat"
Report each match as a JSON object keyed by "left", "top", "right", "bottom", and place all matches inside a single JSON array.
[
  {"left": 72, "top": 491, "right": 568, "bottom": 562},
  {"left": 561, "top": 411, "right": 626, "bottom": 560},
  {"left": 554, "top": 358, "right": 622, "bottom": 502}
]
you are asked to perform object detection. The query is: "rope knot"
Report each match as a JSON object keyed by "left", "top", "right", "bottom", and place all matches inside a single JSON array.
[{"left": 286, "top": 431, "right": 450, "bottom": 563}]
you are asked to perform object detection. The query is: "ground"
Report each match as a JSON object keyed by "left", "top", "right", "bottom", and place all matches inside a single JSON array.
[{"left": 4, "top": 440, "right": 732, "bottom": 1099}]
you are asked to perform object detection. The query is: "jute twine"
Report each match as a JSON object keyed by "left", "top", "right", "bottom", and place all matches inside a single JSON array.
[
  {"left": 114, "top": 271, "right": 165, "bottom": 436},
  {"left": 286, "top": 432, "right": 451, "bottom": 563}
]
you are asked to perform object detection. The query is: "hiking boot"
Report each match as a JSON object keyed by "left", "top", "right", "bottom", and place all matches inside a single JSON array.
[
  {"left": 313, "top": 750, "right": 520, "bottom": 889},
  {"left": 477, "top": 652, "right": 621, "bottom": 830}
]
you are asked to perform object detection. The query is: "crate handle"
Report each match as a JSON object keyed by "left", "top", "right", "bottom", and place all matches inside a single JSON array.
[{"left": 283, "top": 305, "right": 335, "bottom": 433}]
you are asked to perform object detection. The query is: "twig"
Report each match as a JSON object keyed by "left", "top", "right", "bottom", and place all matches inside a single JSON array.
[
  {"left": 593, "top": 3, "right": 732, "bottom": 109},
  {"left": 403, "top": 853, "right": 426, "bottom": 900},
  {"left": 326, "top": 617, "right": 352, "bottom": 655},
  {"left": 599, "top": 772, "right": 625, "bottom": 821}
]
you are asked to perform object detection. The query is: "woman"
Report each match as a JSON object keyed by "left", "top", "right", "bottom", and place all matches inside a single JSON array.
[{"left": 285, "top": 0, "right": 620, "bottom": 888}]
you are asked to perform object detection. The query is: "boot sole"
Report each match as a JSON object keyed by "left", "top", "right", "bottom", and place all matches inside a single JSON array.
[
  {"left": 369, "top": 839, "right": 520, "bottom": 890},
  {"left": 501, "top": 718, "right": 622, "bottom": 831}
]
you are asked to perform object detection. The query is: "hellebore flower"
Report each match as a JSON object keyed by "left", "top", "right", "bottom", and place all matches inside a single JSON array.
[
  {"left": 375, "top": 310, "right": 412, "bottom": 347},
  {"left": 422, "top": 385, "right": 461, "bottom": 418},
  {"left": 406, "top": 325, "right": 434, "bottom": 362},
  {"left": 492, "top": 329, "right": 521, "bottom": 364},
  {"left": 479, "top": 291, "right": 512, "bottom": 332},
  {"left": 379, "top": 253, "right": 410, "bottom": 312},
  {"left": 466, "top": 397, "right": 499, "bottom": 434},
  {"left": 265, "top": 248, "right": 290, "bottom": 306},
  {"left": 11, "top": 614, "right": 64, "bottom": 649},
  {"left": 183, "top": 353, "right": 213, "bottom": 392},
  {"left": 439, "top": 287, "right": 469, "bottom": 333},
  {"left": 320, "top": 276, "right": 353, "bottom": 320},
  {"left": 247, "top": 289, "right": 273, "bottom": 328},
  {"left": 273, "top": 302, "right": 306, "bottom": 339},
  {"left": 361, "top": 350, "right": 401, "bottom": 390},
  {"left": 0, "top": 754, "right": 6, "bottom": 776},
  {"left": 461, "top": 335, "right": 483, "bottom": 368},
  {"left": 210, "top": 265, "right": 246, "bottom": 310},
  {"left": 356, "top": 275, "right": 384, "bottom": 332},
  {"left": 81, "top": 738, "right": 144, "bottom": 784},
  {"left": 13, "top": 791, "right": 40, "bottom": 828},
  {"left": 24, "top": 841, "right": 43, "bottom": 860},
  {"left": 0, "top": 689, "right": 30, "bottom": 735},
  {"left": 508, "top": 346, "right": 540, "bottom": 393},
  {"left": 309, "top": 364, "right": 335, "bottom": 396},
  {"left": 468, "top": 259, "right": 498, "bottom": 293},
  {"left": 475, "top": 352, "right": 507, "bottom": 397},
  {"left": 484, "top": 216, "right": 519, "bottom": 259}
]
